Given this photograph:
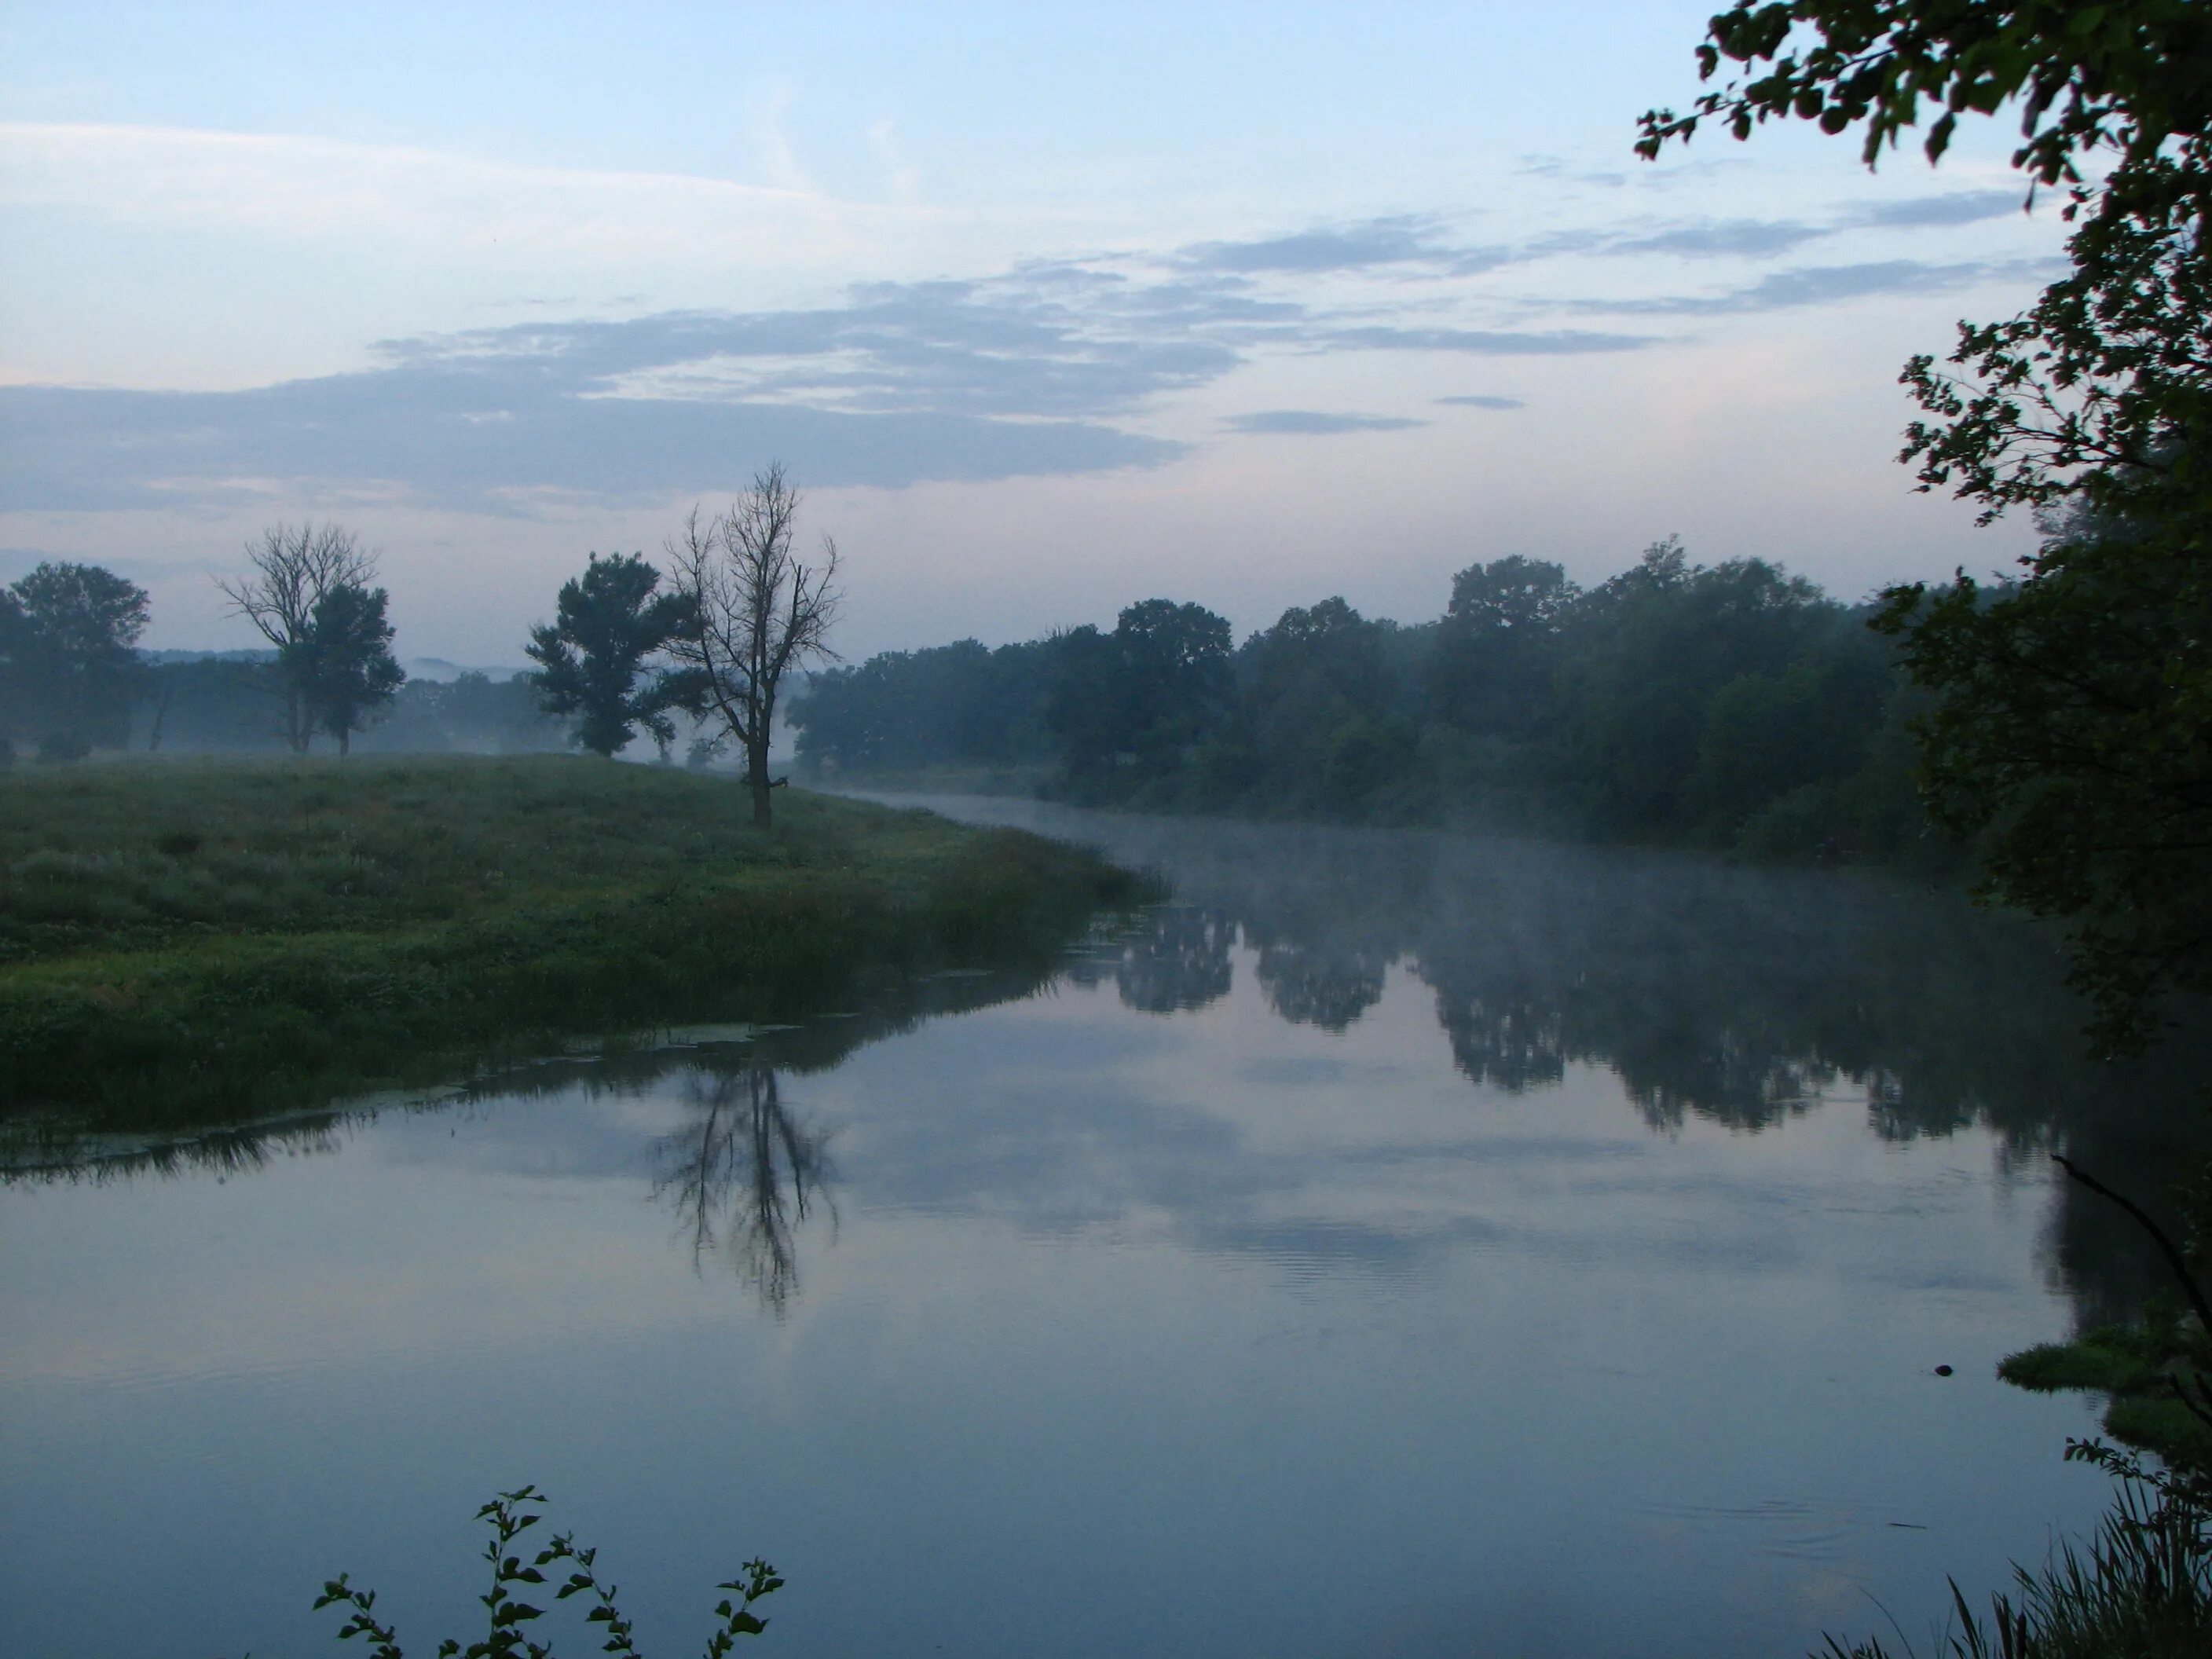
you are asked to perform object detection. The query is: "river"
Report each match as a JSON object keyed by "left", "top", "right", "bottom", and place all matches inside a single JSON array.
[{"left": 4, "top": 798, "right": 2205, "bottom": 1658}]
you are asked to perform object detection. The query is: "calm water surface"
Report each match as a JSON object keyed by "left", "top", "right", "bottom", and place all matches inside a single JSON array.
[{"left": 5, "top": 800, "right": 2207, "bottom": 1659}]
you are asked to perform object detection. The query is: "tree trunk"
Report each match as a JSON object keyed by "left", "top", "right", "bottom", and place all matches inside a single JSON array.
[
  {"left": 286, "top": 687, "right": 310, "bottom": 754},
  {"left": 748, "top": 736, "right": 773, "bottom": 828}
]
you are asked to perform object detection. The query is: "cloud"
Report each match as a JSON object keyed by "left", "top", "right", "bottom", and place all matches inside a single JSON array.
[
  {"left": 1225, "top": 411, "right": 1427, "bottom": 436},
  {"left": 1181, "top": 215, "right": 1507, "bottom": 276},
  {"left": 0, "top": 235, "right": 1675, "bottom": 511},
  {"left": 1604, "top": 218, "right": 1826, "bottom": 259},
  {"left": 0, "top": 379, "right": 1181, "bottom": 514},
  {"left": 0, "top": 267, "right": 1278, "bottom": 510},
  {"left": 1328, "top": 324, "right": 1657, "bottom": 353},
  {"left": 1853, "top": 189, "right": 2025, "bottom": 229},
  {"left": 394, "top": 279, "right": 1244, "bottom": 420},
  {"left": 1436, "top": 395, "right": 1524, "bottom": 410},
  {"left": 1551, "top": 189, "right": 2033, "bottom": 266},
  {"left": 1593, "top": 258, "right": 2026, "bottom": 316},
  {"left": 0, "top": 120, "right": 909, "bottom": 262}
]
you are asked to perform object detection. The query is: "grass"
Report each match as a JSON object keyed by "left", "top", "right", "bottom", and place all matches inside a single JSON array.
[
  {"left": 1818, "top": 1458, "right": 2212, "bottom": 1659},
  {"left": 2001, "top": 1322, "right": 2212, "bottom": 1474},
  {"left": 0, "top": 753, "right": 1143, "bottom": 1127}
]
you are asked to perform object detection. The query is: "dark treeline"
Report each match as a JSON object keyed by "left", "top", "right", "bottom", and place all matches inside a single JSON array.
[
  {"left": 789, "top": 539, "right": 1931, "bottom": 861},
  {"left": 2, "top": 533, "right": 449, "bottom": 765}
]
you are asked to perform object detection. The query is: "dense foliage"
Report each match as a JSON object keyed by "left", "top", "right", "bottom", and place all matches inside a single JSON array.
[
  {"left": 789, "top": 543, "right": 1930, "bottom": 860},
  {"left": 1641, "top": 2, "right": 2212, "bottom": 1049},
  {"left": 525, "top": 551, "right": 701, "bottom": 759},
  {"left": 0, "top": 560, "right": 150, "bottom": 760},
  {"left": 285, "top": 578, "right": 405, "bottom": 755}
]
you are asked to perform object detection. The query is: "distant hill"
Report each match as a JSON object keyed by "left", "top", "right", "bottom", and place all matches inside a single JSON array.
[
  {"left": 136, "top": 650, "right": 528, "bottom": 683},
  {"left": 405, "top": 657, "right": 530, "bottom": 684},
  {"left": 141, "top": 648, "right": 277, "bottom": 665}
]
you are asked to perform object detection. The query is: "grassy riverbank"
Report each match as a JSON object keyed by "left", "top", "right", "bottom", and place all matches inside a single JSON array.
[{"left": 0, "top": 754, "right": 1141, "bottom": 1126}]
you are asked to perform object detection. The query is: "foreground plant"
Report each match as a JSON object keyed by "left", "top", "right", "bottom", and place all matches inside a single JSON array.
[
  {"left": 1819, "top": 1442, "right": 2211, "bottom": 1659},
  {"left": 316, "top": 1485, "right": 781, "bottom": 1657}
]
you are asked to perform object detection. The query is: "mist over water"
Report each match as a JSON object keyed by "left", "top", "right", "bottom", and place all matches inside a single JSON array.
[{"left": 5, "top": 802, "right": 2204, "bottom": 1659}]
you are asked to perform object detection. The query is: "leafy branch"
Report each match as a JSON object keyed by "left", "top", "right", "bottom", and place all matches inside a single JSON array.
[{"left": 314, "top": 1485, "right": 781, "bottom": 1658}]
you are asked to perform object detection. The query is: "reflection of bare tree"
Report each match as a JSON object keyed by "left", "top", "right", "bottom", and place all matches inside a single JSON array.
[
  {"left": 653, "top": 1062, "right": 833, "bottom": 1313},
  {"left": 1115, "top": 906, "right": 1234, "bottom": 1013}
]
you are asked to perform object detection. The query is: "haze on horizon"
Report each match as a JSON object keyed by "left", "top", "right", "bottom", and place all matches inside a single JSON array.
[{"left": 0, "top": 2, "right": 2069, "bottom": 665}]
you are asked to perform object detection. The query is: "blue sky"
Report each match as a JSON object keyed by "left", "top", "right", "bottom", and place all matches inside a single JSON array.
[{"left": 0, "top": 2, "right": 2067, "bottom": 661}]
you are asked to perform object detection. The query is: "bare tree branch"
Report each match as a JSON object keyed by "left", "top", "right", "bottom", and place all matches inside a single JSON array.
[{"left": 665, "top": 463, "right": 842, "bottom": 826}]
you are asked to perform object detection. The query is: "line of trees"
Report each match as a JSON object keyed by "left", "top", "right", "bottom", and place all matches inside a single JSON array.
[
  {"left": 786, "top": 537, "right": 1928, "bottom": 860},
  {"left": 2, "top": 526, "right": 412, "bottom": 766},
  {"left": 2, "top": 466, "right": 841, "bottom": 826}
]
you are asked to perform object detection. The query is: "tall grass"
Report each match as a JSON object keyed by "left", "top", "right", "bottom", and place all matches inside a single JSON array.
[{"left": 1820, "top": 1447, "right": 2212, "bottom": 1659}]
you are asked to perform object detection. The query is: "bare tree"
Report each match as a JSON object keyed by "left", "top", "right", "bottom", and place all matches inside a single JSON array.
[
  {"left": 665, "top": 463, "right": 840, "bottom": 827},
  {"left": 217, "top": 522, "right": 377, "bottom": 753}
]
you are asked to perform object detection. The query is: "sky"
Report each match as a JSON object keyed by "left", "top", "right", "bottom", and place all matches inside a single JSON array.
[{"left": 0, "top": 2, "right": 2072, "bottom": 664}]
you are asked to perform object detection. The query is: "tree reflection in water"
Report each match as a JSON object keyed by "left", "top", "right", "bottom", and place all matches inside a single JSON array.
[
  {"left": 17, "top": 800, "right": 2212, "bottom": 1338},
  {"left": 928, "top": 801, "right": 2212, "bottom": 1330},
  {"left": 654, "top": 1059, "right": 833, "bottom": 1313},
  {"left": 1109, "top": 905, "right": 1233, "bottom": 1013}
]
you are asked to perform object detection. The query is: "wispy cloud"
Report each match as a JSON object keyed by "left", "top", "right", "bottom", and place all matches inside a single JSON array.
[
  {"left": 1852, "top": 189, "right": 2024, "bottom": 229},
  {"left": 1327, "top": 324, "right": 1655, "bottom": 354},
  {"left": 0, "top": 379, "right": 1181, "bottom": 513},
  {"left": 0, "top": 120, "right": 919, "bottom": 259},
  {"left": 1225, "top": 411, "right": 1427, "bottom": 435},
  {"left": 1591, "top": 257, "right": 2056, "bottom": 316},
  {"left": 0, "top": 157, "right": 2055, "bottom": 515},
  {"left": 1180, "top": 215, "right": 1511, "bottom": 276},
  {"left": 0, "top": 224, "right": 1674, "bottom": 511},
  {"left": 1602, "top": 218, "right": 1827, "bottom": 259}
]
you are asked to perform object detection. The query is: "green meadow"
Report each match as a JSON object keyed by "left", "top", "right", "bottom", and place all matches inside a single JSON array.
[{"left": 0, "top": 754, "right": 1140, "bottom": 1126}]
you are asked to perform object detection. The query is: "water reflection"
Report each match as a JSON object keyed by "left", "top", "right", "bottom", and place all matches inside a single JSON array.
[
  {"left": 1100, "top": 903, "right": 1233, "bottom": 1013},
  {"left": 891, "top": 799, "right": 2212, "bottom": 1328},
  {"left": 11, "top": 802, "right": 2210, "bottom": 1333},
  {"left": 13, "top": 804, "right": 2212, "bottom": 1659},
  {"left": 654, "top": 1060, "right": 833, "bottom": 1313}
]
